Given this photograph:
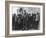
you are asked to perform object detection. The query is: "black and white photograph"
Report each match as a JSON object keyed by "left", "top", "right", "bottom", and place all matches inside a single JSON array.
[{"left": 12, "top": 7, "right": 40, "bottom": 31}]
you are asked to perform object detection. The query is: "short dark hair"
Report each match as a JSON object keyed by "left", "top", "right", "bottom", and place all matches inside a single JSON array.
[{"left": 19, "top": 8, "right": 23, "bottom": 12}]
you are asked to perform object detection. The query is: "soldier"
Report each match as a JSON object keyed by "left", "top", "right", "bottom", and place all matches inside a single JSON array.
[
  {"left": 17, "top": 8, "right": 24, "bottom": 30},
  {"left": 22, "top": 10, "right": 28, "bottom": 30},
  {"left": 32, "top": 13, "right": 36, "bottom": 29},
  {"left": 12, "top": 14, "right": 19, "bottom": 30},
  {"left": 28, "top": 14, "right": 33, "bottom": 29}
]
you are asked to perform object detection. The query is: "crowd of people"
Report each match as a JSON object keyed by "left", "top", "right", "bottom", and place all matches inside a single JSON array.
[{"left": 12, "top": 8, "right": 40, "bottom": 30}]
